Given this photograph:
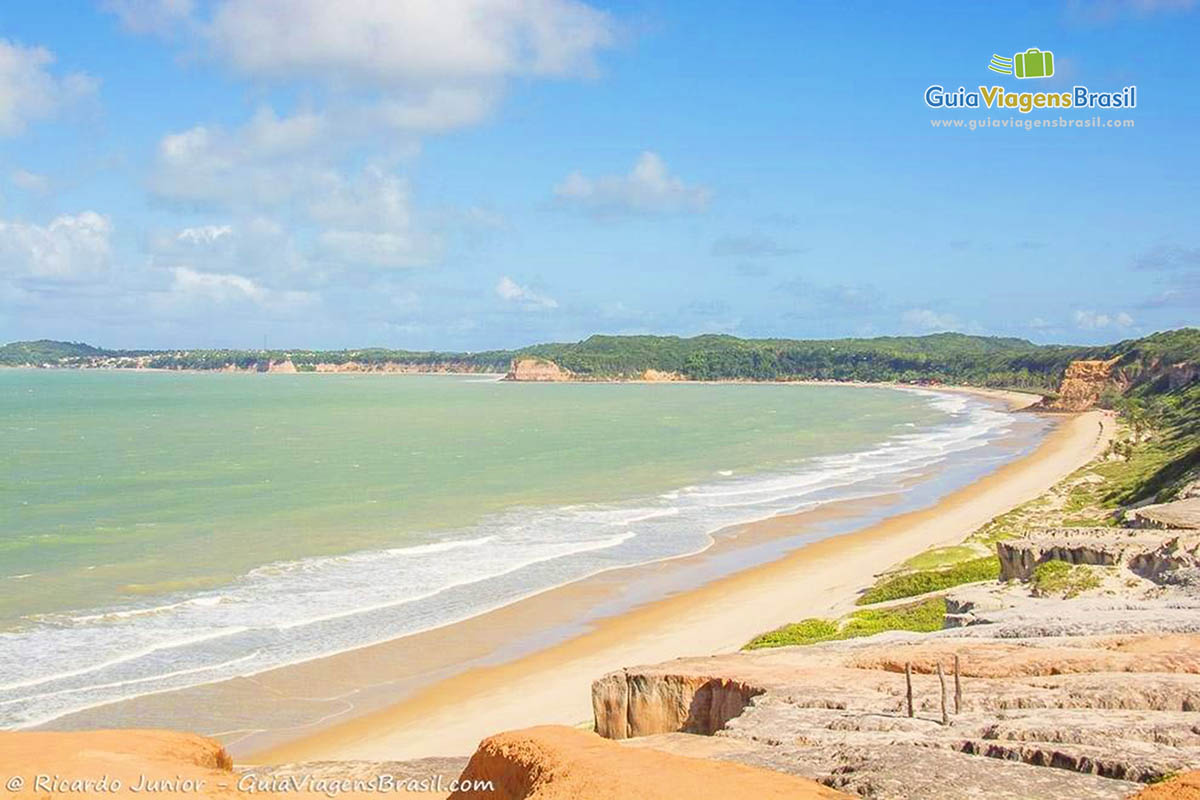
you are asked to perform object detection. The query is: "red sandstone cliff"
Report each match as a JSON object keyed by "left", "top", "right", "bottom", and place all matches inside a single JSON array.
[
  {"left": 504, "top": 357, "right": 573, "bottom": 382},
  {"left": 1039, "top": 358, "right": 1119, "bottom": 411}
]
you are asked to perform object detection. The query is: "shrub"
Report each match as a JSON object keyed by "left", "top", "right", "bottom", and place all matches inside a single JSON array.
[
  {"left": 841, "top": 597, "right": 947, "bottom": 638},
  {"left": 1031, "top": 559, "right": 1102, "bottom": 598},
  {"left": 857, "top": 556, "right": 1000, "bottom": 605},
  {"left": 744, "top": 598, "right": 946, "bottom": 650},
  {"left": 744, "top": 618, "right": 839, "bottom": 649}
]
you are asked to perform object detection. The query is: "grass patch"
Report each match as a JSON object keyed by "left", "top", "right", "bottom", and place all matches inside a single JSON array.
[
  {"left": 840, "top": 597, "right": 947, "bottom": 638},
  {"left": 1031, "top": 560, "right": 1103, "bottom": 598},
  {"left": 745, "top": 598, "right": 946, "bottom": 650},
  {"left": 1061, "top": 514, "right": 1111, "bottom": 527},
  {"left": 743, "top": 618, "right": 839, "bottom": 649},
  {"left": 900, "top": 545, "right": 979, "bottom": 571},
  {"left": 968, "top": 502, "right": 1035, "bottom": 545},
  {"left": 857, "top": 556, "right": 1000, "bottom": 605}
]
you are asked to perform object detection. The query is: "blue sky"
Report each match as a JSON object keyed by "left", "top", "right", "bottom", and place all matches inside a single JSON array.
[{"left": 0, "top": 0, "right": 1196, "bottom": 350}]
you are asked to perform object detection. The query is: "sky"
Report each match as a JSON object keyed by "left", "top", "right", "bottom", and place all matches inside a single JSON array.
[{"left": 0, "top": 0, "right": 1196, "bottom": 351}]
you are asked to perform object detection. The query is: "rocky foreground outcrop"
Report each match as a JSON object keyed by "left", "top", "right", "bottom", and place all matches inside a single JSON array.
[
  {"left": 1131, "top": 498, "right": 1200, "bottom": 530},
  {"left": 446, "top": 725, "right": 849, "bottom": 799},
  {"left": 0, "top": 730, "right": 474, "bottom": 799},
  {"left": 0, "top": 730, "right": 243, "bottom": 798},
  {"left": 591, "top": 525, "right": 1200, "bottom": 799},
  {"left": 593, "top": 633, "right": 1200, "bottom": 799},
  {"left": 1130, "top": 770, "right": 1200, "bottom": 799},
  {"left": 995, "top": 527, "right": 1200, "bottom": 581}
]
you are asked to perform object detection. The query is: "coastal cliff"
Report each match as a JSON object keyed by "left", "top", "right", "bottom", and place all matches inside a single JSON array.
[
  {"left": 504, "top": 357, "right": 573, "bottom": 382},
  {"left": 6, "top": 330, "right": 1196, "bottom": 401},
  {"left": 1038, "top": 358, "right": 1119, "bottom": 411}
]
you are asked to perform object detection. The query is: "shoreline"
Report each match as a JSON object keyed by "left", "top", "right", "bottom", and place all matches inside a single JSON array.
[
  {"left": 244, "top": 396, "right": 1110, "bottom": 764},
  {"left": 15, "top": 383, "right": 1067, "bottom": 758},
  {"left": 13, "top": 383, "right": 1050, "bottom": 751}
]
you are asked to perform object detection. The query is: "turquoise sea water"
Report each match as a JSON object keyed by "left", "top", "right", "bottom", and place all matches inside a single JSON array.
[{"left": 0, "top": 370, "right": 1028, "bottom": 728}]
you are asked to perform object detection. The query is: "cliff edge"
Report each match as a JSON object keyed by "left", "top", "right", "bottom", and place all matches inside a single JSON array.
[
  {"left": 1038, "top": 358, "right": 1119, "bottom": 411},
  {"left": 504, "top": 357, "right": 573, "bottom": 382}
]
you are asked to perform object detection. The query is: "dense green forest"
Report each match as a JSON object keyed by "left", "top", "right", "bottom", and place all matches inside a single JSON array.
[{"left": 3, "top": 328, "right": 1198, "bottom": 397}]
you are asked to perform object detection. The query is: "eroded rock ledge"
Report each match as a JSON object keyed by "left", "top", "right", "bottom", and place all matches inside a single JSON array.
[
  {"left": 592, "top": 671, "right": 764, "bottom": 739},
  {"left": 995, "top": 527, "right": 1200, "bottom": 581},
  {"left": 592, "top": 527, "right": 1200, "bottom": 800},
  {"left": 593, "top": 634, "right": 1200, "bottom": 799}
]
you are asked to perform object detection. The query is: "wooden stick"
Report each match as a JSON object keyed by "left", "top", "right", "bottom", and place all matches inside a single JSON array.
[
  {"left": 905, "top": 662, "right": 913, "bottom": 718},
  {"left": 954, "top": 654, "right": 962, "bottom": 715},
  {"left": 937, "top": 662, "right": 948, "bottom": 725}
]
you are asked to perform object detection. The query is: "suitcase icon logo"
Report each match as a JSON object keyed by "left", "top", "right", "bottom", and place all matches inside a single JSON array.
[{"left": 988, "top": 48, "right": 1055, "bottom": 79}]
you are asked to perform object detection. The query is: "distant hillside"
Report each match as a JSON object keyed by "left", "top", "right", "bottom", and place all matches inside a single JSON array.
[
  {"left": 0, "top": 339, "right": 111, "bottom": 366},
  {"left": 519, "top": 332, "right": 1085, "bottom": 388},
  {"left": 3, "top": 329, "right": 1197, "bottom": 400}
]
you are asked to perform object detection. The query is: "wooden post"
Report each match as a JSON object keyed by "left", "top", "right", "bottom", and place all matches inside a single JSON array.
[
  {"left": 937, "top": 662, "right": 948, "bottom": 725},
  {"left": 905, "top": 662, "right": 913, "bottom": 718},
  {"left": 954, "top": 654, "right": 962, "bottom": 715}
]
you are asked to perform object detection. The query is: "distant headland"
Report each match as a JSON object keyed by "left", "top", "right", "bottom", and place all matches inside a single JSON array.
[{"left": 3, "top": 329, "right": 1197, "bottom": 412}]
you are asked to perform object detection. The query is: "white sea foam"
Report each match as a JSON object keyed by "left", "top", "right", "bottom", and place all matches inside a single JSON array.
[{"left": 0, "top": 389, "right": 1032, "bottom": 730}]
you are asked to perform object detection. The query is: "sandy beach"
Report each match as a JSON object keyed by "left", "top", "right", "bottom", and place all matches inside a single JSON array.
[{"left": 244, "top": 392, "right": 1112, "bottom": 764}]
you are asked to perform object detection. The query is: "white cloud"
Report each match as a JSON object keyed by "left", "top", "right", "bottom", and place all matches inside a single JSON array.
[
  {"left": 149, "top": 124, "right": 437, "bottom": 272},
  {"left": 316, "top": 231, "right": 429, "bottom": 269},
  {"left": 370, "top": 87, "right": 497, "bottom": 133},
  {"left": 0, "top": 40, "right": 98, "bottom": 135},
  {"left": 151, "top": 165, "right": 437, "bottom": 273},
  {"left": 149, "top": 219, "right": 316, "bottom": 287},
  {"left": 310, "top": 167, "right": 439, "bottom": 268},
  {"left": 0, "top": 211, "right": 112, "bottom": 280},
  {"left": 1073, "top": 309, "right": 1135, "bottom": 330},
  {"left": 10, "top": 169, "right": 49, "bottom": 194},
  {"left": 167, "top": 266, "right": 315, "bottom": 311},
  {"left": 205, "top": 0, "right": 613, "bottom": 84},
  {"left": 150, "top": 108, "right": 335, "bottom": 206},
  {"left": 307, "top": 166, "right": 410, "bottom": 230},
  {"left": 124, "top": 0, "right": 617, "bottom": 141},
  {"left": 177, "top": 225, "right": 233, "bottom": 244},
  {"left": 901, "top": 308, "right": 959, "bottom": 332},
  {"left": 496, "top": 276, "right": 558, "bottom": 309},
  {"left": 123, "top": 0, "right": 618, "bottom": 307},
  {"left": 555, "top": 152, "right": 711, "bottom": 215}
]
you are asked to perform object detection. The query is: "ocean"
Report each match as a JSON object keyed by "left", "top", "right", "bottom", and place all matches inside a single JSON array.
[{"left": 0, "top": 370, "right": 1045, "bottom": 729}]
